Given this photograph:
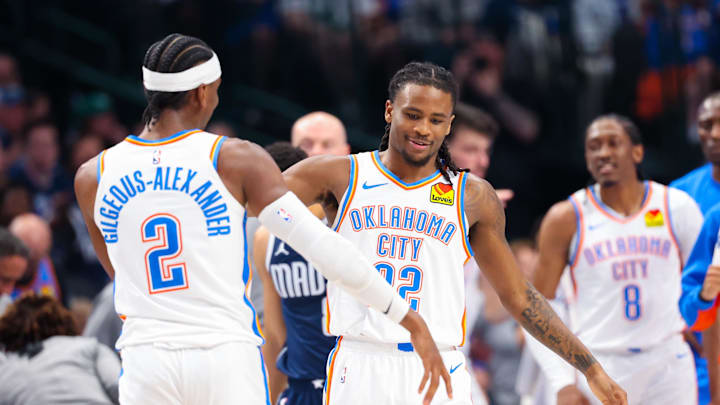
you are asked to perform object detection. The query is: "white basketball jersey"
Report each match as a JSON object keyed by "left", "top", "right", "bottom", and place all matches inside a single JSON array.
[
  {"left": 566, "top": 181, "right": 685, "bottom": 353},
  {"left": 328, "top": 151, "right": 473, "bottom": 346},
  {"left": 95, "top": 129, "right": 262, "bottom": 350}
]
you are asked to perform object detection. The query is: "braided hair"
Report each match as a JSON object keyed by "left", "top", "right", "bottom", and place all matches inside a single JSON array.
[
  {"left": 379, "top": 61, "right": 466, "bottom": 183},
  {"left": 141, "top": 33, "right": 214, "bottom": 127}
]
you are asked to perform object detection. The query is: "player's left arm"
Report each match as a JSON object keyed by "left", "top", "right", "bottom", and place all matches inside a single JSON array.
[
  {"left": 464, "top": 174, "right": 626, "bottom": 405},
  {"left": 254, "top": 226, "right": 288, "bottom": 404},
  {"left": 74, "top": 155, "right": 117, "bottom": 279}
]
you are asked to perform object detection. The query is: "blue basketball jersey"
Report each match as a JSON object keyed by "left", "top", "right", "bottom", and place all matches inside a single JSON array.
[{"left": 265, "top": 235, "right": 336, "bottom": 380}]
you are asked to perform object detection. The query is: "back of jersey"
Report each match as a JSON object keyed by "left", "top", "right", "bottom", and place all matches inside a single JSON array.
[{"left": 95, "top": 129, "right": 262, "bottom": 349}]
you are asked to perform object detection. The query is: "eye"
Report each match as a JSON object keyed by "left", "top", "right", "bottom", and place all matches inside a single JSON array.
[
  {"left": 406, "top": 113, "right": 419, "bottom": 120},
  {"left": 431, "top": 118, "right": 443, "bottom": 125}
]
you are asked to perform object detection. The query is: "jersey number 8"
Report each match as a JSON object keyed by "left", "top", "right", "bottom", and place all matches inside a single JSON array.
[{"left": 142, "top": 213, "right": 189, "bottom": 294}]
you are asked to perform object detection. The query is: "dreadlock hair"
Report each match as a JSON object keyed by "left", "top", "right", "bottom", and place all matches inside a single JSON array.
[
  {"left": 141, "top": 33, "right": 214, "bottom": 127},
  {"left": 587, "top": 113, "right": 644, "bottom": 180},
  {"left": 379, "top": 61, "right": 466, "bottom": 183},
  {"left": 0, "top": 293, "right": 77, "bottom": 353}
]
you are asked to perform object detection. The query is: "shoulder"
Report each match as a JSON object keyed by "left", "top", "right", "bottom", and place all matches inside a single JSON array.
[
  {"left": 463, "top": 173, "right": 502, "bottom": 226},
  {"left": 74, "top": 154, "right": 101, "bottom": 200},
  {"left": 543, "top": 199, "right": 578, "bottom": 231},
  {"left": 670, "top": 164, "right": 711, "bottom": 189},
  {"left": 665, "top": 184, "right": 699, "bottom": 209}
]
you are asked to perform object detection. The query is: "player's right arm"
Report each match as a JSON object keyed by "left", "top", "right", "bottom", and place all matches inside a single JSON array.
[
  {"left": 74, "top": 154, "right": 117, "bottom": 280},
  {"left": 254, "top": 226, "right": 288, "bottom": 403},
  {"left": 218, "top": 140, "right": 451, "bottom": 404}
]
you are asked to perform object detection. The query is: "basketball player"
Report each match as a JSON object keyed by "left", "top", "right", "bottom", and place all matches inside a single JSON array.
[
  {"left": 73, "top": 34, "right": 450, "bottom": 405},
  {"left": 672, "top": 91, "right": 720, "bottom": 405},
  {"left": 254, "top": 143, "right": 333, "bottom": 404},
  {"left": 530, "top": 114, "right": 703, "bottom": 404},
  {"left": 282, "top": 62, "right": 626, "bottom": 404}
]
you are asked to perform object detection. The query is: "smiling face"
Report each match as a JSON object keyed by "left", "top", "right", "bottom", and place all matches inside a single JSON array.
[
  {"left": 585, "top": 118, "right": 643, "bottom": 187},
  {"left": 385, "top": 84, "right": 454, "bottom": 167}
]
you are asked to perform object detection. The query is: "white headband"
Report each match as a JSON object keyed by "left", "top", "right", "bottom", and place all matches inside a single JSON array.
[{"left": 142, "top": 52, "right": 221, "bottom": 92}]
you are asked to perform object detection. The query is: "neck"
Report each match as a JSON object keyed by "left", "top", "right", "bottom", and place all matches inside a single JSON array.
[
  {"left": 139, "top": 110, "right": 202, "bottom": 140},
  {"left": 598, "top": 178, "right": 646, "bottom": 216},
  {"left": 713, "top": 164, "right": 720, "bottom": 183},
  {"left": 380, "top": 148, "right": 439, "bottom": 184}
]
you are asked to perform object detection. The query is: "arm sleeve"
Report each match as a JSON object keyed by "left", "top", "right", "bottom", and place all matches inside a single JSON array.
[
  {"left": 680, "top": 206, "right": 720, "bottom": 328},
  {"left": 258, "top": 192, "right": 410, "bottom": 323}
]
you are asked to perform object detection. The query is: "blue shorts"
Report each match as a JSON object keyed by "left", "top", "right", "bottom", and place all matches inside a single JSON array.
[{"left": 277, "top": 378, "right": 324, "bottom": 405}]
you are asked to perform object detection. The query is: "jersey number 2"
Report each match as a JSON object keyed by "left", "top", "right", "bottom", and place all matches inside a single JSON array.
[
  {"left": 374, "top": 263, "right": 423, "bottom": 311},
  {"left": 142, "top": 213, "right": 188, "bottom": 294}
]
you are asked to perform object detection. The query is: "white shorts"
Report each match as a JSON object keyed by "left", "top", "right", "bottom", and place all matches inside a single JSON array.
[
  {"left": 323, "top": 337, "right": 472, "bottom": 405},
  {"left": 576, "top": 335, "right": 697, "bottom": 405},
  {"left": 119, "top": 341, "right": 270, "bottom": 405}
]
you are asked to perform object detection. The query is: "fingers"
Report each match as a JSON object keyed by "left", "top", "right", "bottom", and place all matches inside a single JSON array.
[
  {"left": 440, "top": 366, "right": 453, "bottom": 399},
  {"left": 417, "top": 369, "right": 429, "bottom": 394},
  {"left": 422, "top": 371, "right": 440, "bottom": 405}
]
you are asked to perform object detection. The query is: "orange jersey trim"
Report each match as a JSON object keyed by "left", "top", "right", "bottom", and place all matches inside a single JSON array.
[
  {"left": 371, "top": 152, "right": 442, "bottom": 190},
  {"left": 124, "top": 129, "right": 202, "bottom": 146}
]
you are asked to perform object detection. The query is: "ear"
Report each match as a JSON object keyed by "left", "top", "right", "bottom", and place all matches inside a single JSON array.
[
  {"left": 631, "top": 144, "right": 644, "bottom": 165},
  {"left": 446, "top": 114, "right": 455, "bottom": 136},
  {"left": 384, "top": 100, "right": 393, "bottom": 124},
  {"left": 195, "top": 84, "right": 209, "bottom": 109}
]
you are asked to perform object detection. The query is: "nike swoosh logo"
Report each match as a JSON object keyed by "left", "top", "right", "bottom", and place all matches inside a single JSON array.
[
  {"left": 588, "top": 223, "right": 605, "bottom": 231},
  {"left": 362, "top": 181, "right": 388, "bottom": 190},
  {"left": 677, "top": 353, "right": 688, "bottom": 359},
  {"left": 449, "top": 362, "right": 463, "bottom": 374}
]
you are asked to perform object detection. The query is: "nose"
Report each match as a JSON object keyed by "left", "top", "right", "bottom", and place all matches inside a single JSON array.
[{"left": 414, "top": 119, "right": 431, "bottom": 137}]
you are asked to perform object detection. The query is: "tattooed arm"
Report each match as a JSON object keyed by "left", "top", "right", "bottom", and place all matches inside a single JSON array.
[{"left": 464, "top": 175, "right": 626, "bottom": 404}]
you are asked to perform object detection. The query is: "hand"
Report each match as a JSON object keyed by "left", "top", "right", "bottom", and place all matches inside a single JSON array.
[
  {"left": 701, "top": 266, "right": 720, "bottom": 301},
  {"left": 585, "top": 365, "right": 628, "bottom": 405},
  {"left": 495, "top": 189, "right": 514, "bottom": 208},
  {"left": 557, "top": 385, "right": 590, "bottom": 405},
  {"left": 400, "top": 310, "right": 453, "bottom": 405}
]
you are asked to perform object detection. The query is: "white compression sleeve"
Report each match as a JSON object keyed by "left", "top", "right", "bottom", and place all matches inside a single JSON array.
[{"left": 258, "top": 192, "right": 410, "bottom": 323}]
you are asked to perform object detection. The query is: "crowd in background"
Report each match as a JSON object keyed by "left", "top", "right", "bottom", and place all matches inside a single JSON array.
[{"left": 1, "top": 0, "right": 720, "bottom": 404}]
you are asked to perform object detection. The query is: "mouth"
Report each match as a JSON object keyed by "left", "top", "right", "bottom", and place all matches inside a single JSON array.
[
  {"left": 407, "top": 136, "right": 431, "bottom": 151},
  {"left": 597, "top": 162, "right": 617, "bottom": 176}
]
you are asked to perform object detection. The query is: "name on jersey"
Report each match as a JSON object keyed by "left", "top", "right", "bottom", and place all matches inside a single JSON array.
[
  {"left": 97, "top": 166, "right": 231, "bottom": 243},
  {"left": 582, "top": 235, "right": 673, "bottom": 266},
  {"left": 269, "top": 260, "right": 325, "bottom": 299}
]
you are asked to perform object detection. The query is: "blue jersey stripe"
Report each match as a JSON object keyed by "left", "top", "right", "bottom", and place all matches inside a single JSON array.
[{"left": 242, "top": 212, "right": 264, "bottom": 342}]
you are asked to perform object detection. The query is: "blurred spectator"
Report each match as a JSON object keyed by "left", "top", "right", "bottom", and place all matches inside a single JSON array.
[
  {"left": 0, "top": 294, "right": 120, "bottom": 404},
  {"left": 0, "top": 53, "right": 27, "bottom": 163},
  {"left": 83, "top": 283, "right": 122, "bottom": 354},
  {"left": 51, "top": 134, "right": 107, "bottom": 300},
  {"left": 453, "top": 33, "right": 540, "bottom": 144},
  {"left": 0, "top": 182, "right": 32, "bottom": 226},
  {"left": 8, "top": 120, "right": 72, "bottom": 221},
  {"left": 0, "top": 227, "right": 29, "bottom": 315},
  {"left": 449, "top": 102, "right": 514, "bottom": 205},
  {"left": 8, "top": 214, "right": 61, "bottom": 301},
  {"left": 71, "top": 92, "right": 127, "bottom": 147},
  {"left": 290, "top": 111, "right": 350, "bottom": 156}
]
